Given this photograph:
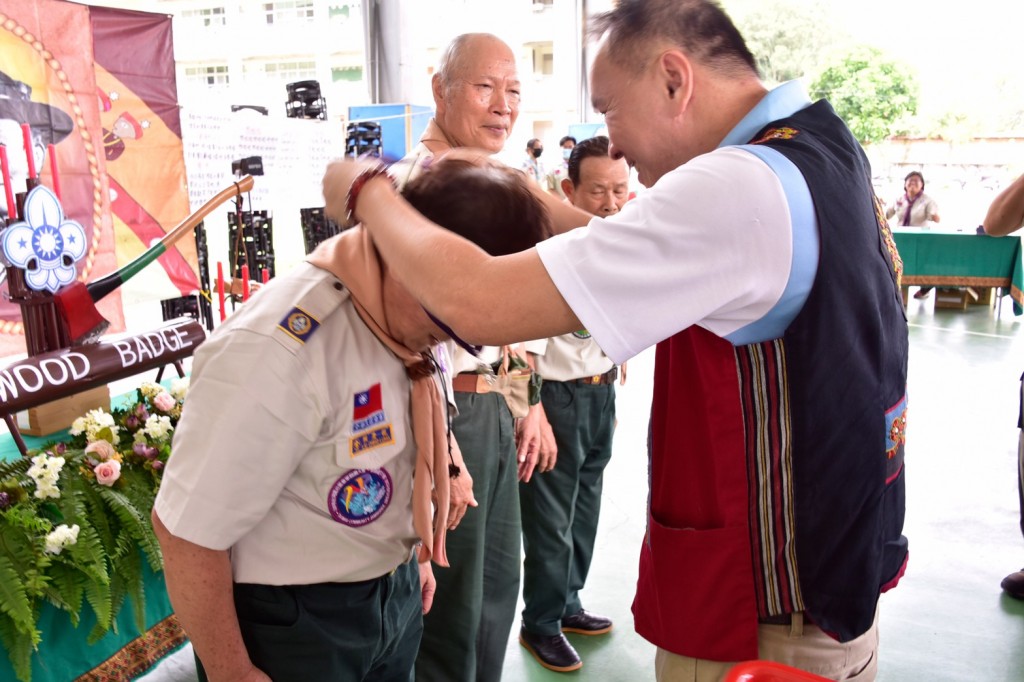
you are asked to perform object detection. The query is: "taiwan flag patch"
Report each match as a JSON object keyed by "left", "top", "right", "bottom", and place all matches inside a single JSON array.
[{"left": 353, "top": 383, "right": 386, "bottom": 432}]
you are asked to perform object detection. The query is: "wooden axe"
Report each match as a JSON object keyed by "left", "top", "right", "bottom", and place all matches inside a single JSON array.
[{"left": 55, "top": 175, "right": 255, "bottom": 344}]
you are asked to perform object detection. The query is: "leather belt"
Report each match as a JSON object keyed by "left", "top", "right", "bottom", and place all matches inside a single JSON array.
[
  {"left": 452, "top": 372, "right": 495, "bottom": 394},
  {"left": 572, "top": 367, "right": 617, "bottom": 386}
]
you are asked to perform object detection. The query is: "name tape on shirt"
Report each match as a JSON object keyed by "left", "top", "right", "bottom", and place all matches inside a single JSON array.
[{"left": 351, "top": 424, "right": 395, "bottom": 456}]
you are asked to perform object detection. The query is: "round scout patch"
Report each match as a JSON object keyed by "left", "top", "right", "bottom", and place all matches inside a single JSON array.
[
  {"left": 287, "top": 311, "right": 312, "bottom": 335},
  {"left": 572, "top": 329, "right": 592, "bottom": 339},
  {"left": 328, "top": 469, "right": 392, "bottom": 526}
]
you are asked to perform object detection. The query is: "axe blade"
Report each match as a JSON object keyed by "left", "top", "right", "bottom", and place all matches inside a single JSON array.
[{"left": 54, "top": 280, "right": 109, "bottom": 344}]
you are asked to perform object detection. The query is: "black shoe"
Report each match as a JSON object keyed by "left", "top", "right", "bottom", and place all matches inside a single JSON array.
[
  {"left": 561, "top": 609, "right": 613, "bottom": 635},
  {"left": 1002, "top": 569, "right": 1024, "bottom": 599},
  {"left": 519, "top": 625, "right": 583, "bottom": 672}
]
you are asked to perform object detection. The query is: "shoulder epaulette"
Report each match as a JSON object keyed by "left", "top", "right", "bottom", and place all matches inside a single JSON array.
[{"left": 271, "top": 278, "right": 349, "bottom": 354}]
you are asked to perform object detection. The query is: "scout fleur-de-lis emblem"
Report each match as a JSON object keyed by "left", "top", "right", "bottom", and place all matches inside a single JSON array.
[{"left": 2, "top": 185, "right": 87, "bottom": 293}]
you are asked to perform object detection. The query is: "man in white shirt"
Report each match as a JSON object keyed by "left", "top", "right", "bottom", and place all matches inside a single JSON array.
[{"left": 324, "top": 1, "right": 909, "bottom": 679}]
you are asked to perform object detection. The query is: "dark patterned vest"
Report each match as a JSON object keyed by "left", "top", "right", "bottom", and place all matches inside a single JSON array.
[{"left": 632, "top": 100, "right": 909, "bottom": 662}]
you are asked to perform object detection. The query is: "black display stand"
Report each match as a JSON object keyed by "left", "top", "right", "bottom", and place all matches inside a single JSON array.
[
  {"left": 160, "top": 222, "right": 214, "bottom": 331},
  {"left": 228, "top": 209, "right": 275, "bottom": 280},
  {"left": 299, "top": 206, "right": 344, "bottom": 254}
]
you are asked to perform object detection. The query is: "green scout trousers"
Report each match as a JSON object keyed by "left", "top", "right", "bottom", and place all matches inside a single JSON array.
[
  {"left": 196, "top": 559, "right": 421, "bottom": 681},
  {"left": 416, "top": 391, "right": 521, "bottom": 682},
  {"left": 519, "top": 380, "right": 616, "bottom": 636}
]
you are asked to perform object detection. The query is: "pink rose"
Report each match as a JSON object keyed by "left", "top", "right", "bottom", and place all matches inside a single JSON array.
[
  {"left": 94, "top": 459, "right": 122, "bottom": 486},
  {"left": 84, "top": 440, "right": 117, "bottom": 461},
  {"left": 153, "top": 391, "right": 177, "bottom": 413}
]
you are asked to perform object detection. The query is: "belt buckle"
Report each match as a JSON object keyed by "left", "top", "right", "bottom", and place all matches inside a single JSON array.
[
  {"left": 590, "top": 375, "right": 601, "bottom": 384},
  {"left": 469, "top": 372, "right": 495, "bottom": 394}
]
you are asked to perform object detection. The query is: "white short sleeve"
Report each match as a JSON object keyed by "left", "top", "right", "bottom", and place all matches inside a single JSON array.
[
  {"left": 536, "top": 147, "right": 795, "bottom": 364},
  {"left": 154, "top": 330, "right": 324, "bottom": 550}
]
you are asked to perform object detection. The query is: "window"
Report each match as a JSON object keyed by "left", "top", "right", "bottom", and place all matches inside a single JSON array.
[
  {"left": 533, "top": 120, "right": 553, "bottom": 143},
  {"left": 530, "top": 42, "right": 554, "bottom": 76},
  {"left": 184, "top": 65, "right": 230, "bottom": 87},
  {"left": 331, "top": 66, "right": 363, "bottom": 83},
  {"left": 263, "top": 60, "right": 317, "bottom": 82},
  {"left": 264, "top": 1, "right": 315, "bottom": 25},
  {"left": 181, "top": 7, "right": 226, "bottom": 27},
  {"left": 328, "top": 3, "right": 356, "bottom": 21}
]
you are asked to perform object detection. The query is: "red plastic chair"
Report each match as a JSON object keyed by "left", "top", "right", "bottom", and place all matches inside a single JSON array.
[{"left": 724, "top": 661, "right": 832, "bottom": 682}]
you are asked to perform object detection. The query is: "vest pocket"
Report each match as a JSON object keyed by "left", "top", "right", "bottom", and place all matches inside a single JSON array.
[{"left": 635, "top": 515, "right": 759, "bottom": 661}]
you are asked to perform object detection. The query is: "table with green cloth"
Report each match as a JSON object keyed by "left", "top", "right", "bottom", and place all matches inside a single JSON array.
[
  {"left": 0, "top": 399, "right": 187, "bottom": 682},
  {"left": 892, "top": 228, "right": 1024, "bottom": 315}
]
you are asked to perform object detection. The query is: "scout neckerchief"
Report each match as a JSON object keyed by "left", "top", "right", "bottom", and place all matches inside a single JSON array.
[{"left": 308, "top": 228, "right": 451, "bottom": 567}]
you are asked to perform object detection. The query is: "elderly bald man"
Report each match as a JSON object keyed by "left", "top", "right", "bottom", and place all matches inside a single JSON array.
[{"left": 388, "top": 33, "right": 556, "bottom": 682}]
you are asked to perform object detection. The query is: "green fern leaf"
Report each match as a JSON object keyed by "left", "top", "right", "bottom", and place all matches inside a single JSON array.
[
  {"left": 82, "top": 573, "right": 113, "bottom": 633},
  {"left": 44, "top": 563, "right": 84, "bottom": 626},
  {"left": 96, "top": 487, "right": 162, "bottom": 572},
  {"left": 0, "top": 555, "right": 35, "bottom": 635},
  {"left": 61, "top": 521, "right": 110, "bottom": 586},
  {"left": 0, "top": 612, "right": 36, "bottom": 682}
]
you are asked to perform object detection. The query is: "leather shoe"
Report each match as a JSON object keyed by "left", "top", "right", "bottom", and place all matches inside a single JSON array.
[
  {"left": 519, "top": 625, "right": 582, "bottom": 672},
  {"left": 1002, "top": 569, "right": 1024, "bottom": 599},
  {"left": 561, "top": 609, "right": 613, "bottom": 635}
]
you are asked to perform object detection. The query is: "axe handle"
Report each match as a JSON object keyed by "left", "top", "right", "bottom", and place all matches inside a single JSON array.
[{"left": 86, "top": 175, "right": 256, "bottom": 302}]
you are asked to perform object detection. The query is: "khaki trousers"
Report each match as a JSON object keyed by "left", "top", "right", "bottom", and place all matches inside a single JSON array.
[{"left": 654, "top": 609, "right": 879, "bottom": 682}]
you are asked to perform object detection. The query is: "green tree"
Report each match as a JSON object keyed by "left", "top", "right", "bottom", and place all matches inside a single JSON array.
[
  {"left": 810, "top": 46, "right": 919, "bottom": 145},
  {"left": 733, "top": 1, "right": 840, "bottom": 86}
]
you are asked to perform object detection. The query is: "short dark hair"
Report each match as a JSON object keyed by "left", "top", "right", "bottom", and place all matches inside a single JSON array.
[
  {"left": 402, "top": 157, "right": 552, "bottom": 255},
  {"left": 526, "top": 138, "right": 542, "bottom": 150},
  {"left": 559, "top": 135, "right": 577, "bottom": 146},
  {"left": 904, "top": 171, "right": 925, "bottom": 189},
  {"left": 589, "top": 0, "right": 757, "bottom": 77},
  {"left": 566, "top": 136, "right": 611, "bottom": 187}
]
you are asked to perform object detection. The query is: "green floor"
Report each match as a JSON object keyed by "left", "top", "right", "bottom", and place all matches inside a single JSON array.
[{"left": 501, "top": 290, "right": 1024, "bottom": 681}]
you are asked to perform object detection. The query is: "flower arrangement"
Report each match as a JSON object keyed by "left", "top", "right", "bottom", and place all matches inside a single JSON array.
[{"left": 0, "top": 378, "right": 188, "bottom": 682}]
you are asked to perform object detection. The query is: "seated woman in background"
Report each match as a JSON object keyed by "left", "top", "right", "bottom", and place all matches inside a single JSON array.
[{"left": 886, "top": 170, "right": 942, "bottom": 299}]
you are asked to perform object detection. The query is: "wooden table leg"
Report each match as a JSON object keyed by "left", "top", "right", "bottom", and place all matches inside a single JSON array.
[{"left": 2, "top": 413, "right": 29, "bottom": 457}]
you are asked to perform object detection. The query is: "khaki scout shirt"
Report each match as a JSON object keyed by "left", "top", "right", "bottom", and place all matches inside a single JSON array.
[
  {"left": 155, "top": 263, "right": 420, "bottom": 585},
  {"left": 530, "top": 331, "right": 614, "bottom": 383}
]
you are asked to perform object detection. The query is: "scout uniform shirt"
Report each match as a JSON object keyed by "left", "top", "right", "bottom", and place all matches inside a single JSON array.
[
  {"left": 154, "top": 262, "right": 421, "bottom": 585},
  {"left": 530, "top": 331, "right": 614, "bottom": 383}
]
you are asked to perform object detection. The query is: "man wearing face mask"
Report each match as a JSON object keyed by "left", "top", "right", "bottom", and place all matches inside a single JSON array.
[
  {"left": 522, "top": 138, "right": 545, "bottom": 185},
  {"left": 545, "top": 135, "right": 577, "bottom": 200}
]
